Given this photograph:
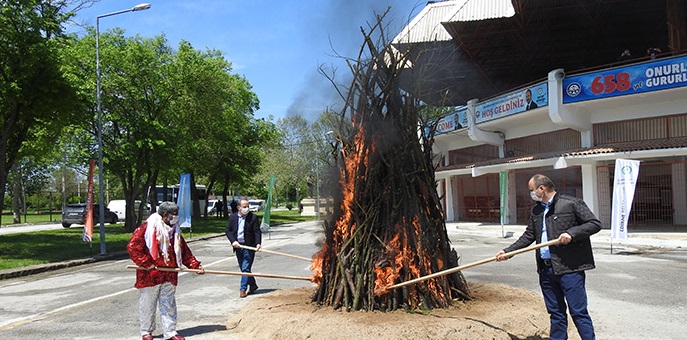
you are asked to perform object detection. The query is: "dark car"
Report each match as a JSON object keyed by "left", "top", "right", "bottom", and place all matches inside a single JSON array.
[{"left": 61, "top": 203, "right": 118, "bottom": 228}]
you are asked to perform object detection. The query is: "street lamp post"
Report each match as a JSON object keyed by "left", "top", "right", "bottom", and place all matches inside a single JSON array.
[{"left": 95, "top": 3, "right": 151, "bottom": 255}]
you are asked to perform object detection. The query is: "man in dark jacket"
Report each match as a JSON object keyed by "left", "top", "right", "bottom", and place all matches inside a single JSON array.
[
  {"left": 225, "top": 198, "right": 262, "bottom": 298},
  {"left": 496, "top": 174, "right": 601, "bottom": 340}
]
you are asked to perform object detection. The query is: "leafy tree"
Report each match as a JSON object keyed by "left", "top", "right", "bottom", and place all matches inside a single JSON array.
[
  {"left": 62, "top": 30, "right": 276, "bottom": 231},
  {"left": 0, "top": 0, "right": 81, "bottom": 213}
]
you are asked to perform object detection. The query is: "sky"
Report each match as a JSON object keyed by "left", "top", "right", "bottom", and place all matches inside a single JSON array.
[{"left": 66, "top": 0, "right": 426, "bottom": 122}]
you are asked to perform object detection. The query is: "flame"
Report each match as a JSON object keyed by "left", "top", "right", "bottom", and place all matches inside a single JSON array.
[
  {"left": 310, "top": 126, "right": 372, "bottom": 287},
  {"left": 309, "top": 244, "right": 327, "bottom": 285},
  {"left": 373, "top": 218, "right": 422, "bottom": 299},
  {"left": 333, "top": 126, "right": 373, "bottom": 243},
  {"left": 373, "top": 217, "right": 447, "bottom": 304}
]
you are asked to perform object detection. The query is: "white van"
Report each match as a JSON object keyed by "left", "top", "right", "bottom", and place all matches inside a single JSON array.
[
  {"left": 107, "top": 200, "right": 150, "bottom": 221},
  {"left": 248, "top": 199, "right": 265, "bottom": 212}
]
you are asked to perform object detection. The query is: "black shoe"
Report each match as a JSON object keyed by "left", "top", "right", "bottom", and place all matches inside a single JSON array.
[{"left": 248, "top": 284, "right": 259, "bottom": 294}]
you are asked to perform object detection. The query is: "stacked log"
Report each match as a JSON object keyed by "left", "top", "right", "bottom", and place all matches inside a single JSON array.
[{"left": 310, "top": 13, "right": 470, "bottom": 311}]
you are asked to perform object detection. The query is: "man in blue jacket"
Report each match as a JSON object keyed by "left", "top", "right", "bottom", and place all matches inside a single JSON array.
[
  {"left": 496, "top": 174, "right": 601, "bottom": 340},
  {"left": 225, "top": 198, "right": 262, "bottom": 298}
]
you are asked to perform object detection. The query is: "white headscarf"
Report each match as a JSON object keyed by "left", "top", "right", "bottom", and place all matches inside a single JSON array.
[{"left": 144, "top": 212, "right": 182, "bottom": 266}]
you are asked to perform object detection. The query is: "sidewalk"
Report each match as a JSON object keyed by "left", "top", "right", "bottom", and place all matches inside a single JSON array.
[{"left": 447, "top": 222, "right": 687, "bottom": 249}]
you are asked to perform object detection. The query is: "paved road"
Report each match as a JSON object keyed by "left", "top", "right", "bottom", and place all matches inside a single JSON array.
[
  {"left": 0, "top": 221, "right": 685, "bottom": 339},
  {"left": 0, "top": 222, "right": 66, "bottom": 235}
]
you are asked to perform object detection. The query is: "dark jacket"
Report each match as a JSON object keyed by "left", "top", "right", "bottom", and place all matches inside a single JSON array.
[
  {"left": 225, "top": 212, "right": 262, "bottom": 248},
  {"left": 503, "top": 193, "right": 601, "bottom": 275}
]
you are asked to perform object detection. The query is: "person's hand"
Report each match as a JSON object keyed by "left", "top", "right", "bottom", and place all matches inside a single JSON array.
[
  {"left": 232, "top": 241, "right": 241, "bottom": 248},
  {"left": 558, "top": 233, "right": 573, "bottom": 245},
  {"left": 495, "top": 250, "right": 510, "bottom": 261},
  {"left": 146, "top": 264, "right": 156, "bottom": 271},
  {"left": 196, "top": 265, "right": 205, "bottom": 275},
  {"left": 255, "top": 244, "right": 261, "bottom": 251}
]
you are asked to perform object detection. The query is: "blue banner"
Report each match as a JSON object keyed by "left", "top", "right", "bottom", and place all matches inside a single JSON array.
[
  {"left": 425, "top": 107, "right": 468, "bottom": 137},
  {"left": 475, "top": 83, "right": 548, "bottom": 124},
  {"left": 177, "top": 174, "right": 192, "bottom": 229},
  {"left": 563, "top": 55, "right": 687, "bottom": 103}
]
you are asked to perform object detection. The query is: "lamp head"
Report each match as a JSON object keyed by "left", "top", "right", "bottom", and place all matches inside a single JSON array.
[{"left": 132, "top": 3, "right": 151, "bottom": 11}]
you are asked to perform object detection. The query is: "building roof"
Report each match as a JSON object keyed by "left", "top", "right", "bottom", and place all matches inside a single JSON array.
[{"left": 394, "top": 0, "right": 680, "bottom": 106}]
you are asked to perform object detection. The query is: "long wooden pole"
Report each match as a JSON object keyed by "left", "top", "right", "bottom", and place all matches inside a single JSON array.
[
  {"left": 384, "top": 239, "right": 562, "bottom": 291},
  {"left": 126, "top": 265, "right": 313, "bottom": 281},
  {"left": 239, "top": 245, "right": 313, "bottom": 262}
]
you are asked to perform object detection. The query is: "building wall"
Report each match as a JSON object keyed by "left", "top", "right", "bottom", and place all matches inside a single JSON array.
[{"left": 434, "top": 56, "right": 687, "bottom": 231}]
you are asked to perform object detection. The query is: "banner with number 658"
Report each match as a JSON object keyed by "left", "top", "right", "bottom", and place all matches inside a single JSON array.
[{"left": 563, "top": 55, "right": 687, "bottom": 103}]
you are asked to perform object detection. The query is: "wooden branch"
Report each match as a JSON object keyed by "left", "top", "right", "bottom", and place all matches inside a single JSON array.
[
  {"left": 383, "top": 239, "right": 562, "bottom": 291},
  {"left": 239, "top": 245, "right": 313, "bottom": 262},
  {"left": 125, "top": 265, "right": 313, "bottom": 281}
]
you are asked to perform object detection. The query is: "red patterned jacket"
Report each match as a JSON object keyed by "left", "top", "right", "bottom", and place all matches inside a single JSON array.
[{"left": 127, "top": 222, "right": 201, "bottom": 288}]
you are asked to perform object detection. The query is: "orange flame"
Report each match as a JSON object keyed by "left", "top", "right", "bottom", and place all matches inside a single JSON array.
[
  {"left": 333, "top": 126, "right": 373, "bottom": 244},
  {"left": 309, "top": 244, "right": 327, "bottom": 285},
  {"left": 373, "top": 217, "right": 447, "bottom": 304}
]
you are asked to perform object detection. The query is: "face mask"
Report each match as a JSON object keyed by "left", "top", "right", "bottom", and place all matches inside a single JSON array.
[
  {"left": 530, "top": 191, "right": 543, "bottom": 202},
  {"left": 240, "top": 208, "right": 250, "bottom": 215},
  {"left": 168, "top": 215, "right": 179, "bottom": 225}
]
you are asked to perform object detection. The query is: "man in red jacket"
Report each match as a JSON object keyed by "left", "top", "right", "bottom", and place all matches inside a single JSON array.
[{"left": 128, "top": 201, "right": 204, "bottom": 340}]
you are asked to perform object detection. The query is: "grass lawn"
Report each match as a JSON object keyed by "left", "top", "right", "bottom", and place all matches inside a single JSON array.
[
  {"left": 0, "top": 209, "right": 317, "bottom": 271},
  {"left": 1, "top": 212, "right": 61, "bottom": 226}
]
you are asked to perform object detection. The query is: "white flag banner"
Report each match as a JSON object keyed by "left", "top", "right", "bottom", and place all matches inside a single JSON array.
[{"left": 610, "top": 159, "right": 640, "bottom": 239}]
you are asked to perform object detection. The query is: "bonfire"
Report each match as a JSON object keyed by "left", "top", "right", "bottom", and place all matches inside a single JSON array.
[{"left": 310, "top": 13, "right": 470, "bottom": 311}]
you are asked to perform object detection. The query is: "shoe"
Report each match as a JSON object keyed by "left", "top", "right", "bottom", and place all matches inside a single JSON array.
[
  {"left": 142, "top": 335, "right": 153, "bottom": 340},
  {"left": 248, "top": 284, "right": 259, "bottom": 294},
  {"left": 166, "top": 335, "right": 185, "bottom": 340},
  {"left": 239, "top": 290, "right": 247, "bottom": 298}
]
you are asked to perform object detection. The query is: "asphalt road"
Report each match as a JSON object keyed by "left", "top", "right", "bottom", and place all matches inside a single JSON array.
[
  {"left": 0, "top": 222, "right": 66, "bottom": 235},
  {"left": 0, "top": 221, "right": 685, "bottom": 339}
]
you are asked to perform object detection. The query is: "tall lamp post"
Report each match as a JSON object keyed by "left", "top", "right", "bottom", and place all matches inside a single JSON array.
[{"left": 96, "top": 3, "right": 151, "bottom": 255}]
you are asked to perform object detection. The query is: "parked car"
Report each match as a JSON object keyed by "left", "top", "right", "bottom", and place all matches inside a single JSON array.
[
  {"left": 107, "top": 199, "right": 151, "bottom": 221},
  {"left": 248, "top": 199, "right": 265, "bottom": 212},
  {"left": 61, "top": 203, "right": 118, "bottom": 228}
]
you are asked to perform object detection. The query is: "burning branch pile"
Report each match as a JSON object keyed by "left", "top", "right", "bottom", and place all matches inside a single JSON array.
[{"left": 310, "top": 14, "right": 470, "bottom": 311}]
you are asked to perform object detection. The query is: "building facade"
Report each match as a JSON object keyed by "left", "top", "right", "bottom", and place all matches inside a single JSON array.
[{"left": 395, "top": 1, "right": 687, "bottom": 231}]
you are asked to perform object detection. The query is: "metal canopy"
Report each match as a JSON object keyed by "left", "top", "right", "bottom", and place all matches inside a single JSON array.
[{"left": 394, "top": 0, "right": 681, "bottom": 106}]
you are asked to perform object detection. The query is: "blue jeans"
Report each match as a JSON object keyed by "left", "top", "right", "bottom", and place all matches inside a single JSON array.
[
  {"left": 236, "top": 248, "right": 256, "bottom": 291},
  {"left": 539, "top": 267, "right": 595, "bottom": 340}
]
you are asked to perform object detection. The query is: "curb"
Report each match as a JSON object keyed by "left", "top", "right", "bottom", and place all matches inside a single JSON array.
[{"left": 0, "top": 233, "right": 225, "bottom": 281}]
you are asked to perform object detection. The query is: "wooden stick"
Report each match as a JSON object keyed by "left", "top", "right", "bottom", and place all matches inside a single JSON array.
[
  {"left": 126, "top": 265, "right": 313, "bottom": 281},
  {"left": 384, "top": 238, "right": 562, "bottom": 291},
  {"left": 239, "top": 245, "right": 313, "bottom": 262}
]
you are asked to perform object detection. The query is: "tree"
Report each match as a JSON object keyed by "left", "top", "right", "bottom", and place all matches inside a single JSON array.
[
  {"left": 62, "top": 30, "right": 274, "bottom": 230},
  {"left": 0, "top": 0, "right": 80, "bottom": 213}
]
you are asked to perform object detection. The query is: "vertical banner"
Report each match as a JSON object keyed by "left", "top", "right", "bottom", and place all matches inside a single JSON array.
[
  {"left": 177, "top": 174, "right": 192, "bottom": 229},
  {"left": 82, "top": 159, "right": 96, "bottom": 242},
  {"left": 610, "top": 159, "right": 640, "bottom": 239},
  {"left": 261, "top": 174, "right": 276, "bottom": 232}
]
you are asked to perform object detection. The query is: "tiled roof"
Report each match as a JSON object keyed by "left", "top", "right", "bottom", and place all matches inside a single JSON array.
[{"left": 437, "top": 138, "right": 687, "bottom": 171}]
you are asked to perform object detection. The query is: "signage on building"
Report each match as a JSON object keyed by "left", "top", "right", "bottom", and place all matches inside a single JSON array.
[
  {"left": 426, "top": 107, "right": 468, "bottom": 137},
  {"left": 475, "top": 82, "right": 548, "bottom": 124},
  {"left": 563, "top": 55, "right": 687, "bottom": 103}
]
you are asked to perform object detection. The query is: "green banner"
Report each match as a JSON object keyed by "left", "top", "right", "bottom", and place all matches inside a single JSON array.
[{"left": 499, "top": 171, "right": 507, "bottom": 225}]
